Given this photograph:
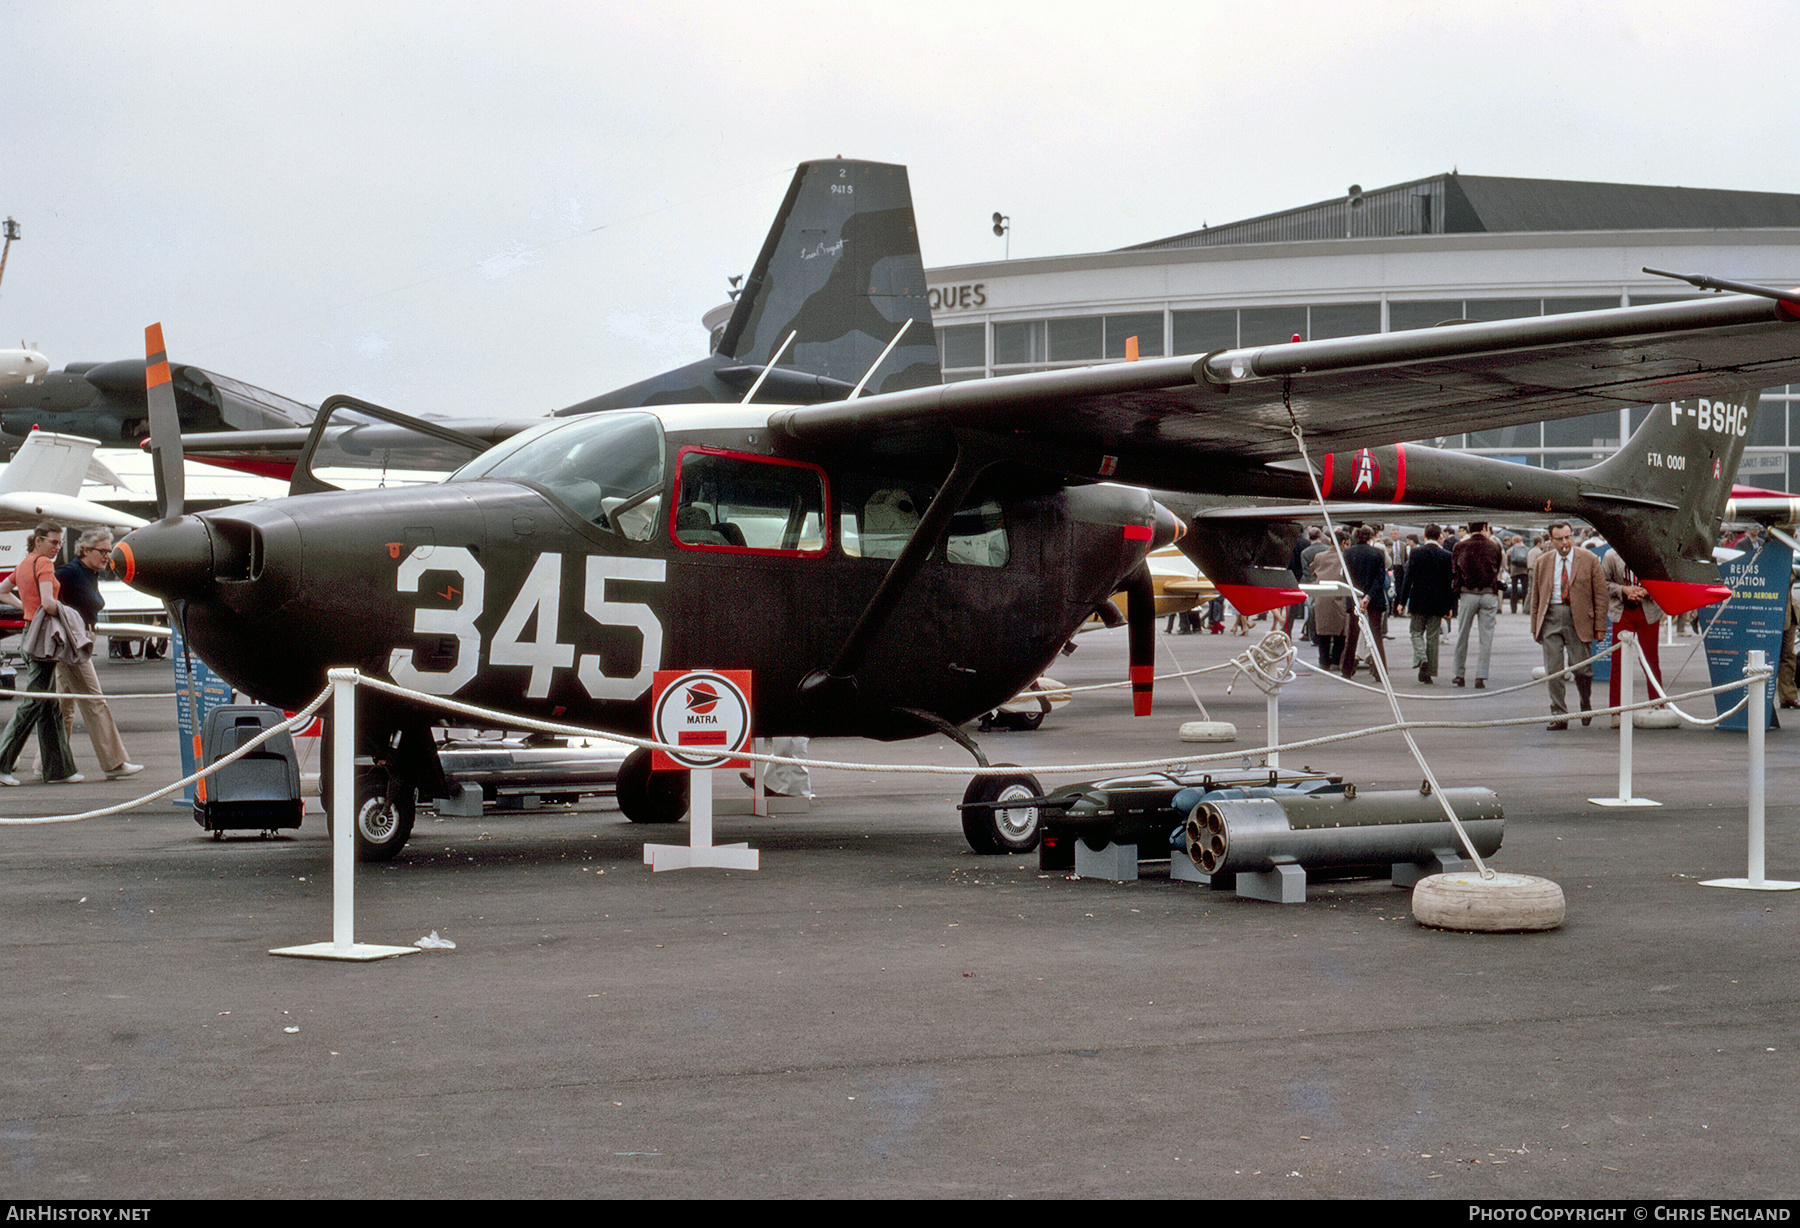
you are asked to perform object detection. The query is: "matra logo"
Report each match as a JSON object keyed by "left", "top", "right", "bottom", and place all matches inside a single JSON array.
[
  {"left": 1671, "top": 397, "right": 1750, "bottom": 437},
  {"left": 1351, "top": 448, "right": 1379, "bottom": 494},
  {"left": 387, "top": 550, "right": 665, "bottom": 701}
]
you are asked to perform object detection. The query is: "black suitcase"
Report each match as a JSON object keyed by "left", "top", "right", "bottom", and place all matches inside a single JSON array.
[{"left": 194, "top": 705, "right": 303, "bottom": 835}]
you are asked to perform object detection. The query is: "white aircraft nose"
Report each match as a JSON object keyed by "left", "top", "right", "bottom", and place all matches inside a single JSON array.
[{"left": 0, "top": 349, "right": 51, "bottom": 386}]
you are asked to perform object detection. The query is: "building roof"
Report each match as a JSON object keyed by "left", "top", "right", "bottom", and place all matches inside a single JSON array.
[{"left": 1123, "top": 173, "right": 1800, "bottom": 252}]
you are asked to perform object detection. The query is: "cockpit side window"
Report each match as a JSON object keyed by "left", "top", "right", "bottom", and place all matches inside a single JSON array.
[
  {"left": 836, "top": 474, "right": 1009, "bottom": 567},
  {"left": 455, "top": 412, "right": 664, "bottom": 540},
  {"left": 671, "top": 447, "right": 829, "bottom": 556}
]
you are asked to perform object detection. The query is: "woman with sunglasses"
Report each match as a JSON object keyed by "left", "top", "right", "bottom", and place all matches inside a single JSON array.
[
  {"left": 53, "top": 528, "right": 143, "bottom": 780},
  {"left": 0, "top": 521, "right": 82, "bottom": 785}
]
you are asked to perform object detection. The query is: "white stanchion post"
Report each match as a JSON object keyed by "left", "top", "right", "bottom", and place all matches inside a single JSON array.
[
  {"left": 1702, "top": 652, "right": 1798, "bottom": 892},
  {"left": 1592, "top": 631, "right": 1658, "bottom": 808},
  {"left": 1266, "top": 685, "right": 1280, "bottom": 770},
  {"left": 271, "top": 669, "right": 419, "bottom": 960},
  {"left": 644, "top": 765, "right": 760, "bottom": 872}
]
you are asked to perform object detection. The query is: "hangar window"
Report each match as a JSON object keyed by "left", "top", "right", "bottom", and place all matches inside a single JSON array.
[
  {"left": 1048, "top": 316, "right": 1103, "bottom": 362},
  {"left": 1545, "top": 296, "right": 1623, "bottom": 315},
  {"left": 1105, "top": 312, "right": 1164, "bottom": 358},
  {"left": 456, "top": 411, "right": 665, "bottom": 541},
  {"left": 672, "top": 447, "right": 828, "bottom": 556},
  {"left": 1173, "top": 310, "right": 1237, "bottom": 353},
  {"left": 1387, "top": 300, "right": 1466, "bottom": 331},
  {"left": 1308, "top": 303, "right": 1381, "bottom": 339},
  {"left": 1239, "top": 306, "right": 1308, "bottom": 347},
  {"left": 938, "top": 324, "right": 985, "bottom": 371},
  {"left": 1544, "top": 411, "right": 1620, "bottom": 454},
  {"left": 993, "top": 320, "right": 1047, "bottom": 367},
  {"left": 1462, "top": 298, "right": 1543, "bottom": 323}
]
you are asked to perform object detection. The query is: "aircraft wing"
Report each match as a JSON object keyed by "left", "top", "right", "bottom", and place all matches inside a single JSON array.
[
  {"left": 0, "top": 491, "right": 148, "bottom": 531},
  {"left": 771, "top": 294, "right": 1800, "bottom": 484}
]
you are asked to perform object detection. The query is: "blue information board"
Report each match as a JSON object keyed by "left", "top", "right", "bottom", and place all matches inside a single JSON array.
[
  {"left": 1702, "top": 539, "right": 1791, "bottom": 732},
  {"left": 170, "top": 618, "right": 235, "bottom": 805}
]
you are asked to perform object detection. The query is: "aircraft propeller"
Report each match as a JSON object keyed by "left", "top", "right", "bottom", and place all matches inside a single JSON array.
[{"left": 144, "top": 322, "right": 183, "bottom": 519}]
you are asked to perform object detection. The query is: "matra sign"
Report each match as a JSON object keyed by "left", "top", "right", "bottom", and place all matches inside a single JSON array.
[{"left": 650, "top": 670, "right": 752, "bottom": 771}]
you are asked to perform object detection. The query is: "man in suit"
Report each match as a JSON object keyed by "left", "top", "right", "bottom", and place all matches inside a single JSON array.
[
  {"left": 1341, "top": 524, "right": 1390, "bottom": 679},
  {"left": 1531, "top": 521, "right": 1608, "bottom": 730},
  {"left": 1396, "top": 523, "right": 1454, "bottom": 683}
]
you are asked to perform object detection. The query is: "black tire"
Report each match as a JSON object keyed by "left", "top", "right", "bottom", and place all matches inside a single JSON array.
[
  {"left": 616, "top": 748, "right": 688, "bottom": 823},
  {"left": 350, "top": 774, "right": 414, "bottom": 861},
  {"left": 960, "top": 767, "right": 1044, "bottom": 854}
]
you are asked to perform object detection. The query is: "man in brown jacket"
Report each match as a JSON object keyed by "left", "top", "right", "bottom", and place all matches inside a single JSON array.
[{"left": 1531, "top": 522, "right": 1608, "bottom": 730}]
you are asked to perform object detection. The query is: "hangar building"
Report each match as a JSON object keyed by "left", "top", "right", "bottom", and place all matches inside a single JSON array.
[{"left": 921, "top": 173, "right": 1800, "bottom": 490}]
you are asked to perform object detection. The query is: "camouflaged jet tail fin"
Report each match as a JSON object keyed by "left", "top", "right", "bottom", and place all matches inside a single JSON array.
[
  {"left": 1571, "top": 392, "right": 1758, "bottom": 612},
  {"left": 557, "top": 159, "right": 940, "bottom": 415}
]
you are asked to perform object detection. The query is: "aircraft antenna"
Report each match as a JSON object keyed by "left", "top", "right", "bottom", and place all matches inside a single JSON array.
[
  {"left": 0, "top": 217, "right": 19, "bottom": 292},
  {"left": 847, "top": 318, "right": 914, "bottom": 400},
  {"left": 739, "top": 330, "right": 797, "bottom": 405}
]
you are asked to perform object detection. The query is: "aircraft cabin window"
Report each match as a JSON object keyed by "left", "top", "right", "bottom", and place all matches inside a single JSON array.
[
  {"left": 672, "top": 448, "right": 828, "bottom": 556},
  {"left": 836, "top": 478, "right": 1009, "bottom": 568},
  {"left": 455, "top": 412, "right": 665, "bottom": 541}
]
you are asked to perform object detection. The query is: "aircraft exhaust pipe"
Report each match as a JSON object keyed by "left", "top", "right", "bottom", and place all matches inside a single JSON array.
[{"left": 1182, "top": 787, "right": 1503, "bottom": 876}]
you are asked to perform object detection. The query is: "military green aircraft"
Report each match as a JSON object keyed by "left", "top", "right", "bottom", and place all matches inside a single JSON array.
[{"left": 111, "top": 160, "right": 1800, "bottom": 862}]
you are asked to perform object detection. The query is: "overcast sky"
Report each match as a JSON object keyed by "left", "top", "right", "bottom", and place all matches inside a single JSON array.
[{"left": 4, "top": 0, "right": 1798, "bottom": 419}]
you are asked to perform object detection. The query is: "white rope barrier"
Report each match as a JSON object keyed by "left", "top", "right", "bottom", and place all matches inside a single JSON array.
[{"left": 0, "top": 688, "right": 331, "bottom": 825}]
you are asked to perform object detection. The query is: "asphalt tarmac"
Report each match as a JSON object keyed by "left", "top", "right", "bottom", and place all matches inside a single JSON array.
[{"left": 2, "top": 613, "right": 1796, "bottom": 1200}]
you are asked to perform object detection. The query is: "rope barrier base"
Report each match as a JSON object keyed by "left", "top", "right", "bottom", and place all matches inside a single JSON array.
[
  {"left": 1589, "top": 796, "right": 1662, "bottom": 808},
  {"left": 1178, "top": 720, "right": 1237, "bottom": 742},
  {"left": 270, "top": 940, "right": 419, "bottom": 962},
  {"left": 1699, "top": 877, "right": 1800, "bottom": 892},
  {"left": 1412, "top": 871, "right": 1566, "bottom": 932}
]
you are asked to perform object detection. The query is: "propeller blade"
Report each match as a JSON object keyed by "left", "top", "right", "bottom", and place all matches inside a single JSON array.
[
  {"left": 144, "top": 322, "right": 183, "bottom": 519},
  {"left": 1124, "top": 563, "right": 1155, "bottom": 716}
]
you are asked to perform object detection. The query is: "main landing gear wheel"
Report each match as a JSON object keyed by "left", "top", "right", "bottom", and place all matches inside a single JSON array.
[
  {"left": 960, "top": 766, "right": 1044, "bottom": 854},
  {"left": 353, "top": 782, "right": 415, "bottom": 862},
  {"left": 616, "top": 748, "right": 688, "bottom": 824}
]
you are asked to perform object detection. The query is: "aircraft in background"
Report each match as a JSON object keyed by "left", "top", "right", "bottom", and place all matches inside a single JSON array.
[
  {"left": 5, "top": 158, "right": 940, "bottom": 467},
  {"left": 0, "top": 346, "right": 50, "bottom": 388},
  {"left": 0, "top": 356, "right": 317, "bottom": 458},
  {"left": 112, "top": 161, "right": 1800, "bottom": 864}
]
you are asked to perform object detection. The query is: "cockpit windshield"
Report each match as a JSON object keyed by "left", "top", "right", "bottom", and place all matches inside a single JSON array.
[{"left": 451, "top": 412, "right": 665, "bottom": 540}]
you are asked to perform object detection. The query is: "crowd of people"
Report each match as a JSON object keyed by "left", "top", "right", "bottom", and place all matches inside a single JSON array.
[{"left": 1191, "top": 518, "right": 1732, "bottom": 731}]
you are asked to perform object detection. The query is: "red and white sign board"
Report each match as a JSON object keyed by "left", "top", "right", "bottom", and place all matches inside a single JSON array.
[
  {"left": 651, "top": 669, "right": 752, "bottom": 771},
  {"left": 643, "top": 669, "right": 759, "bottom": 873}
]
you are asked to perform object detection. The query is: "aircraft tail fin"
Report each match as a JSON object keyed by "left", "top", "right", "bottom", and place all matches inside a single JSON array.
[
  {"left": 560, "top": 159, "right": 940, "bottom": 413},
  {"left": 1573, "top": 392, "right": 1756, "bottom": 613},
  {"left": 0, "top": 430, "right": 99, "bottom": 499}
]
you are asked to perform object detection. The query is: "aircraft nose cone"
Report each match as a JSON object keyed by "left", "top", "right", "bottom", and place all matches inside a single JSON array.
[{"left": 114, "top": 516, "right": 214, "bottom": 600}]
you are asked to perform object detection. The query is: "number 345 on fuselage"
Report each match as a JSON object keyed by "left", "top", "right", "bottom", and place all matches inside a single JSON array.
[{"left": 114, "top": 401, "right": 1177, "bottom": 740}]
